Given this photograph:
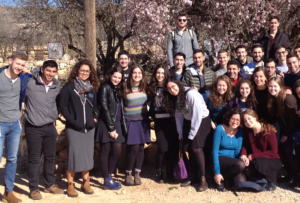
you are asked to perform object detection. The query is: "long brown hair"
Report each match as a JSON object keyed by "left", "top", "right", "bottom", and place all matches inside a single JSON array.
[
  {"left": 250, "top": 66, "right": 269, "bottom": 89},
  {"left": 267, "top": 76, "right": 286, "bottom": 117},
  {"left": 209, "top": 75, "right": 233, "bottom": 107},
  {"left": 124, "top": 63, "right": 147, "bottom": 95},
  {"left": 68, "top": 59, "right": 100, "bottom": 92},
  {"left": 102, "top": 66, "right": 125, "bottom": 98},
  {"left": 243, "top": 109, "right": 277, "bottom": 136},
  {"left": 236, "top": 78, "right": 257, "bottom": 110}
]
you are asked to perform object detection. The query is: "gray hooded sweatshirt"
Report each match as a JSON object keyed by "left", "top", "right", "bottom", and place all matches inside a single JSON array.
[{"left": 24, "top": 66, "right": 61, "bottom": 126}]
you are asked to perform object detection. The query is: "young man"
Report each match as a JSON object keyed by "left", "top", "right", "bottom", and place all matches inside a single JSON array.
[
  {"left": 212, "top": 49, "right": 229, "bottom": 76},
  {"left": 117, "top": 50, "right": 131, "bottom": 81},
  {"left": 0, "top": 51, "right": 31, "bottom": 203},
  {"left": 182, "top": 49, "right": 216, "bottom": 93},
  {"left": 293, "top": 45, "right": 300, "bottom": 60},
  {"left": 234, "top": 44, "right": 253, "bottom": 67},
  {"left": 275, "top": 45, "right": 289, "bottom": 73},
  {"left": 258, "top": 16, "right": 291, "bottom": 61},
  {"left": 265, "top": 58, "right": 279, "bottom": 78},
  {"left": 225, "top": 60, "right": 242, "bottom": 88},
  {"left": 284, "top": 54, "right": 300, "bottom": 96},
  {"left": 169, "top": 52, "right": 186, "bottom": 81},
  {"left": 24, "top": 60, "right": 64, "bottom": 200},
  {"left": 241, "top": 44, "right": 265, "bottom": 78},
  {"left": 167, "top": 12, "right": 199, "bottom": 67}
]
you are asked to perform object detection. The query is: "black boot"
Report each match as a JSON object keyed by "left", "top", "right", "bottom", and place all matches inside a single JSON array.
[
  {"left": 216, "top": 181, "right": 226, "bottom": 192},
  {"left": 267, "top": 182, "right": 276, "bottom": 191},
  {"left": 166, "top": 167, "right": 175, "bottom": 183},
  {"left": 156, "top": 168, "right": 164, "bottom": 183}
]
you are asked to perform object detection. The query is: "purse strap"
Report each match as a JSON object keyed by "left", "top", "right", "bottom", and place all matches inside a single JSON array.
[{"left": 179, "top": 140, "right": 184, "bottom": 158}]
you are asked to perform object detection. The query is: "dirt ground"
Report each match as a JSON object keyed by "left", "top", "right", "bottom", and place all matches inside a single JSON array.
[{"left": 1, "top": 156, "right": 300, "bottom": 203}]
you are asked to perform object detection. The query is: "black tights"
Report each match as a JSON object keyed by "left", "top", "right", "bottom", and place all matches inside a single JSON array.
[
  {"left": 190, "top": 148, "right": 205, "bottom": 177},
  {"left": 100, "top": 142, "right": 122, "bottom": 178},
  {"left": 280, "top": 145, "right": 300, "bottom": 178},
  {"left": 126, "top": 144, "right": 144, "bottom": 171},
  {"left": 219, "top": 156, "right": 246, "bottom": 184},
  {"left": 156, "top": 150, "right": 178, "bottom": 169}
]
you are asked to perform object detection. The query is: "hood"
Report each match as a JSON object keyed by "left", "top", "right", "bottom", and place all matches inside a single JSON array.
[
  {"left": 31, "top": 66, "right": 42, "bottom": 79},
  {"left": 186, "top": 64, "right": 207, "bottom": 76}
]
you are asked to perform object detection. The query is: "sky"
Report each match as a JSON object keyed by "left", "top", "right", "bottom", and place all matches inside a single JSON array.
[{"left": 0, "top": 0, "right": 18, "bottom": 6}]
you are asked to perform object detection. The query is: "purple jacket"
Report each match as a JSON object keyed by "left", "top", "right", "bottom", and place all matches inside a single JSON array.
[{"left": 226, "top": 96, "right": 254, "bottom": 112}]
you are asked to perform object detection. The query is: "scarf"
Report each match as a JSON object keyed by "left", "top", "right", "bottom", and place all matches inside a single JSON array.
[{"left": 74, "top": 77, "right": 93, "bottom": 94}]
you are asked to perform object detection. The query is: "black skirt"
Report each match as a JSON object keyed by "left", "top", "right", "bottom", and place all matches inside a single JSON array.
[
  {"left": 96, "top": 118, "right": 125, "bottom": 143},
  {"left": 183, "top": 115, "right": 211, "bottom": 150},
  {"left": 155, "top": 117, "right": 179, "bottom": 153}
]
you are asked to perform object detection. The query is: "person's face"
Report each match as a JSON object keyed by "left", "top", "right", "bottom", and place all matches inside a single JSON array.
[
  {"left": 193, "top": 52, "right": 205, "bottom": 67},
  {"left": 167, "top": 81, "right": 180, "bottom": 96},
  {"left": 275, "top": 48, "right": 288, "bottom": 62},
  {"left": 156, "top": 68, "right": 165, "bottom": 82},
  {"left": 118, "top": 54, "right": 130, "bottom": 69},
  {"left": 265, "top": 61, "right": 277, "bottom": 77},
  {"left": 174, "top": 56, "right": 185, "bottom": 69},
  {"left": 239, "top": 83, "right": 251, "bottom": 98},
  {"left": 41, "top": 66, "right": 57, "bottom": 83},
  {"left": 294, "top": 48, "right": 300, "bottom": 60},
  {"left": 229, "top": 114, "right": 241, "bottom": 129},
  {"left": 295, "top": 86, "right": 300, "bottom": 99},
  {"left": 252, "top": 48, "right": 264, "bottom": 62},
  {"left": 269, "top": 19, "right": 280, "bottom": 32},
  {"left": 268, "top": 80, "right": 281, "bottom": 97},
  {"left": 227, "top": 64, "right": 240, "bottom": 81},
  {"left": 78, "top": 64, "right": 91, "bottom": 81},
  {"left": 176, "top": 16, "right": 187, "bottom": 28},
  {"left": 287, "top": 57, "right": 300, "bottom": 74},
  {"left": 132, "top": 68, "right": 143, "bottom": 83},
  {"left": 236, "top": 48, "right": 247, "bottom": 62},
  {"left": 8, "top": 58, "right": 27, "bottom": 75},
  {"left": 254, "top": 71, "right": 266, "bottom": 87},
  {"left": 217, "top": 53, "right": 228, "bottom": 66},
  {"left": 243, "top": 114, "right": 257, "bottom": 129},
  {"left": 217, "top": 80, "right": 228, "bottom": 95},
  {"left": 110, "top": 72, "right": 122, "bottom": 86}
]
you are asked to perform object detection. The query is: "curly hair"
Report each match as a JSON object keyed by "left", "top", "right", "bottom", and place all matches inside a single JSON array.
[
  {"left": 124, "top": 63, "right": 147, "bottom": 96},
  {"left": 235, "top": 78, "right": 257, "bottom": 111},
  {"left": 223, "top": 108, "right": 242, "bottom": 127},
  {"left": 147, "top": 63, "right": 170, "bottom": 101},
  {"left": 102, "top": 65, "right": 125, "bottom": 98},
  {"left": 242, "top": 108, "right": 277, "bottom": 136},
  {"left": 68, "top": 59, "right": 100, "bottom": 92},
  {"left": 267, "top": 76, "right": 286, "bottom": 117},
  {"left": 208, "top": 75, "right": 233, "bottom": 107},
  {"left": 163, "top": 76, "right": 187, "bottom": 117}
]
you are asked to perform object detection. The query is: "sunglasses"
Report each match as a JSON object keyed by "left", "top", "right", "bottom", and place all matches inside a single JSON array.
[{"left": 178, "top": 19, "right": 187, "bottom": 22}]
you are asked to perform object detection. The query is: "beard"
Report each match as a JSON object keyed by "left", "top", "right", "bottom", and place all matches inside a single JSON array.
[{"left": 253, "top": 57, "right": 262, "bottom": 63}]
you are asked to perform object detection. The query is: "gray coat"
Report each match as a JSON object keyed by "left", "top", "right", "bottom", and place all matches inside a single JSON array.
[{"left": 24, "top": 66, "right": 61, "bottom": 126}]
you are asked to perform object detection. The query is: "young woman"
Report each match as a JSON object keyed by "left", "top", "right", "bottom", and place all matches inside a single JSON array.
[
  {"left": 212, "top": 109, "right": 245, "bottom": 192},
  {"left": 202, "top": 75, "right": 233, "bottom": 130},
  {"left": 226, "top": 78, "right": 257, "bottom": 112},
  {"left": 97, "top": 66, "right": 126, "bottom": 190},
  {"left": 123, "top": 64, "right": 150, "bottom": 186},
  {"left": 241, "top": 109, "right": 282, "bottom": 191},
  {"left": 147, "top": 64, "right": 179, "bottom": 183},
  {"left": 294, "top": 80, "right": 300, "bottom": 109},
  {"left": 164, "top": 76, "right": 211, "bottom": 192},
  {"left": 268, "top": 76, "right": 300, "bottom": 187},
  {"left": 60, "top": 59, "right": 99, "bottom": 197}
]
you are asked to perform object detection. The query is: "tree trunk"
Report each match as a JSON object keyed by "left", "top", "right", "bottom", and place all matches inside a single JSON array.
[{"left": 84, "top": 0, "right": 96, "bottom": 69}]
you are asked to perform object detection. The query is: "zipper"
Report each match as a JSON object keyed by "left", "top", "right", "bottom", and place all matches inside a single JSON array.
[
  {"left": 113, "top": 99, "right": 119, "bottom": 122},
  {"left": 83, "top": 95, "right": 87, "bottom": 133}
]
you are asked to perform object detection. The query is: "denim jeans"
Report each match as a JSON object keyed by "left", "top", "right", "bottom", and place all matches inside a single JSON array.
[{"left": 0, "top": 120, "right": 22, "bottom": 192}]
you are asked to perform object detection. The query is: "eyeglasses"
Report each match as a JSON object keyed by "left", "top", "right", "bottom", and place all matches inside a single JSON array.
[
  {"left": 178, "top": 19, "right": 187, "bottom": 22},
  {"left": 79, "top": 69, "right": 91, "bottom": 74},
  {"left": 230, "top": 118, "right": 241, "bottom": 123}
]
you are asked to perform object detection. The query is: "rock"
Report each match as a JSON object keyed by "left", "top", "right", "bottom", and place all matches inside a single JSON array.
[
  {"left": 56, "top": 134, "right": 67, "bottom": 152},
  {"left": 0, "top": 57, "right": 3, "bottom": 63},
  {"left": 55, "top": 162, "right": 67, "bottom": 174},
  {"left": 59, "top": 148, "right": 68, "bottom": 160},
  {"left": 150, "top": 129, "right": 156, "bottom": 142},
  {"left": 144, "top": 143, "right": 157, "bottom": 167},
  {"left": 59, "top": 63, "right": 68, "bottom": 69},
  {"left": 34, "top": 61, "right": 44, "bottom": 66}
]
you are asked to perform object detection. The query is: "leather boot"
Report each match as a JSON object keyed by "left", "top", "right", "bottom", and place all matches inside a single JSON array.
[
  {"left": 103, "top": 174, "right": 121, "bottom": 190},
  {"left": 156, "top": 168, "right": 164, "bottom": 183},
  {"left": 198, "top": 176, "right": 208, "bottom": 192},
  {"left": 67, "top": 182, "right": 78, "bottom": 198},
  {"left": 3, "top": 191, "right": 22, "bottom": 203},
  {"left": 134, "top": 171, "right": 142, "bottom": 185},
  {"left": 125, "top": 171, "right": 134, "bottom": 186},
  {"left": 81, "top": 178, "right": 94, "bottom": 194},
  {"left": 29, "top": 190, "right": 42, "bottom": 200}
]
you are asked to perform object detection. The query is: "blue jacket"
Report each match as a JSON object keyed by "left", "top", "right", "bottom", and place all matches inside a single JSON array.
[{"left": 0, "top": 66, "right": 31, "bottom": 110}]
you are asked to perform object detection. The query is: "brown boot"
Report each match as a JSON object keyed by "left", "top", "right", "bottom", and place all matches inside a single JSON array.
[
  {"left": 45, "top": 184, "right": 64, "bottom": 194},
  {"left": 125, "top": 172, "right": 134, "bottom": 186},
  {"left": 198, "top": 176, "right": 208, "bottom": 192},
  {"left": 134, "top": 171, "right": 142, "bottom": 185},
  {"left": 81, "top": 178, "right": 94, "bottom": 194},
  {"left": 3, "top": 191, "right": 22, "bottom": 203},
  {"left": 67, "top": 182, "right": 78, "bottom": 198},
  {"left": 29, "top": 190, "right": 42, "bottom": 200}
]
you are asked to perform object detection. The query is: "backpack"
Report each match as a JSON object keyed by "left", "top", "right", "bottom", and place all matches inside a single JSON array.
[
  {"left": 171, "top": 29, "right": 194, "bottom": 44},
  {"left": 233, "top": 177, "right": 268, "bottom": 193}
]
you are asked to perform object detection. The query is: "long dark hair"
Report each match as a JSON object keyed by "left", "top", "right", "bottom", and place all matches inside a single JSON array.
[
  {"left": 147, "top": 64, "right": 170, "bottom": 101},
  {"left": 267, "top": 76, "right": 286, "bottom": 117},
  {"left": 102, "top": 66, "right": 125, "bottom": 98},
  {"left": 68, "top": 59, "right": 100, "bottom": 92},
  {"left": 209, "top": 75, "right": 233, "bottom": 107},
  {"left": 235, "top": 78, "right": 257, "bottom": 110},
  {"left": 251, "top": 66, "right": 269, "bottom": 89},
  {"left": 163, "top": 76, "right": 187, "bottom": 116},
  {"left": 124, "top": 63, "right": 147, "bottom": 96}
]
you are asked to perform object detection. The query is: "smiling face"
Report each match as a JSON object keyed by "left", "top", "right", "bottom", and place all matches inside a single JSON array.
[
  {"left": 167, "top": 81, "right": 179, "bottom": 96},
  {"left": 243, "top": 114, "right": 257, "bottom": 128},
  {"left": 227, "top": 64, "right": 240, "bottom": 81},
  {"left": 132, "top": 67, "right": 143, "bottom": 83},
  {"left": 275, "top": 48, "right": 288, "bottom": 62},
  {"left": 118, "top": 54, "right": 131, "bottom": 70},
  {"left": 217, "top": 80, "right": 228, "bottom": 95},
  {"left": 176, "top": 16, "right": 187, "bottom": 29},
  {"left": 229, "top": 114, "right": 241, "bottom": 129},
  {"left": 41, "top": 66, "right": 57, "bottom": 84},
  {"left": 8, "top": 58, "right": 27, "bottom": 76},
  {"left": 252, "top": 47, "right": 264, "bottom": 62},
  {"left": 254, "top": 71, "right": 267, "bottom": 87},
  {"left": 268, "top": 80, "right": 281, "bottom": 97},
  {"left": 294, "top": 47, "right": 300, "bottom": 60},
  {"left": 110, "top": 72, "right": 122, "bottom": 86},
  {"left": 265, "top": 61, "right": 277, "bottom": 77},
  {"left": 156, "top": 68, "right": 165, "bottom": 83},
  {"left": 78, "top": 64, "right": 91, "bottom": 81},
  {"left": 236, "top": 48, "right": 247, "bottom": 62},
  {"left": 217, "top": 52, "right": 228, "bottom": 67},
  {"left": 193, "top": 52, "right": 205, "bottom": 68},
  {"left": 239, "top": 82, "right": 251, "bottom": 99},
  {"left": 287, "top": 56, "right": 300, "bottom": 74},
  {"left": 174, "top": 55, "right": 185, "bottom": 69}
]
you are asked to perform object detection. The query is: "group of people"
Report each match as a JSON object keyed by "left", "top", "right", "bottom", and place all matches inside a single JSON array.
[{"left": 1, "top": 11, "right": 300, "bottom": 203}]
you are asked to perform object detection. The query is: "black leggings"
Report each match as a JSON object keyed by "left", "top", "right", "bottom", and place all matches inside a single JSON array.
[
  {"left": 279, "top": 143, "right": 300, "bottom": 178},
  {"left": 190, "top": 148, "right": 206, "bottom": 177},
  {"left": 156, "top": 149, "right": 178, "bottom": 169},
  {"left": 100, "top": 142, "right": 122, "bottom": 178},
  {"left": 219, "top": 156, "right": 246, "bottom": 184},
  {"left": 126, "top": 144, "right": 144, "bottom": 171}
]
